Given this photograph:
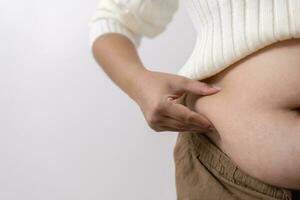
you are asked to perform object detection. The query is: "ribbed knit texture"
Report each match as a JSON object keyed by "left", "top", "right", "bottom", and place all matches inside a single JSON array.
[
  {"left": 89, "top": 0, "right": 300, "bottom": 81},
  {"left": 89, "top": 18, "right": 142, "bottom": 48},
  {"left": 178, "top": 0, "right": 300, "bottom": 80}
]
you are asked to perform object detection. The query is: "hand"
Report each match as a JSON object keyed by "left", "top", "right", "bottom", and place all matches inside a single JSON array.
[{"left": 132, "top": 70, "right": 221, "bottom": 133}]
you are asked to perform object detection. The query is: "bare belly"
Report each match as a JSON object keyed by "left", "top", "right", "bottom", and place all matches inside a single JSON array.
[{"left": 185, "top": 38, "right": 300, "bottom": 190}]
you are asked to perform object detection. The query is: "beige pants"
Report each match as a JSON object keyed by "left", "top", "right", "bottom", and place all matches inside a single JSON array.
[{"left": 173, "top": 131, "right": 300, "bottom": 200}]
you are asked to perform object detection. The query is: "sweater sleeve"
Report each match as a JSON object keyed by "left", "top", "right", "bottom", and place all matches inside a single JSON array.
[{"left": 88, "top": 0, "right": 179, "bottom": 49}]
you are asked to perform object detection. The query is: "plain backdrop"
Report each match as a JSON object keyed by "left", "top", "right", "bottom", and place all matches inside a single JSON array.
[{"left": 0, "top": 0, "right": 196, "bottom": 199}]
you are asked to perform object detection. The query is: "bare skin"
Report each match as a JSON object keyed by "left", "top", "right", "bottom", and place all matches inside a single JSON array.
[
  {"left": 92, "top": 33, "right": 300, "bottom": 190},
  {"left": 92, "top": 33, "right": 221, "bottom": 133},
  {"left": 185, "top": 38, "right": 300, "bottom": 190}
]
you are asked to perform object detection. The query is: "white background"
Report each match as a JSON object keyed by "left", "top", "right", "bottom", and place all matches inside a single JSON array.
[{"left": 0, "top": 0, "right": 196, "bottom": 199}]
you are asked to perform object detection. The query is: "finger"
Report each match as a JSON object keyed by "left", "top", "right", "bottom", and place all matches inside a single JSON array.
[
  {"left": 148, "top": 114, "right": 184, "bottom": 132},
  {"left": 151, "top": 123, "right": 183, "bottom": 132},
  {"left": 160, "top": 115, "right": 186, "bottom": 130},
  {"left": 178, "top": 78, "right": 221, "bottom": 96},
  {"left": 165, "top": 102, "right": 213, "bottom": 129},
  {"left": 159, "top": 125, "right": 203, "bottom": 132},
  {"left": 159, "top": 122, "right": 200, "bottom": 132},
  {"left": 159, "top": 125, "right": 184, "bottom": 132}
]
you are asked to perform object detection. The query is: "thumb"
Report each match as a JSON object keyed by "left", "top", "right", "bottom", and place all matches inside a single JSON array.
[{"left": 180, "top": 78, "right": 222, "bottom": 96}]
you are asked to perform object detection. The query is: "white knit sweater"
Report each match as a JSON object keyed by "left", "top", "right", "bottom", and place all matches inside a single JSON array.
[{"left": 89, "top": 0, "right": 300, "bottom": 81}]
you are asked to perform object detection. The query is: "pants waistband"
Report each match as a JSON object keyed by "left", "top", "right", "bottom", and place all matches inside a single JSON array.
[{"left": 182, "top": 131, "right": 293, "bottom": 200}]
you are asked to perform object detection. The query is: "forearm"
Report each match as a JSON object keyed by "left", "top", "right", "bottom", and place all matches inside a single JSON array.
[{"left": 92, "top": 33, "right": 148, "bottom": 102}]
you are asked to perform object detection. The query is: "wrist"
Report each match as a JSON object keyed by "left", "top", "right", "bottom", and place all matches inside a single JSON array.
[{"left": 127, "top": 67, "right": 152, "bottom": 104}]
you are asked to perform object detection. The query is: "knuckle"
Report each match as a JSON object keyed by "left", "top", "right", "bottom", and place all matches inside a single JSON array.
[
  {"left": 153, "top": 101, "right": 165, "bottom": 114},
  {"left": 165, "top": 96, "right": 174, "bottom": 105},
  {"left": 146, "top": 110, "right": 157, "bottom": 122},
  {"left": 147, "top": 114, "right": 160, "bottom": 125},
  {"left": 146, "top": 112, "right": 164, "bottom": 126}
]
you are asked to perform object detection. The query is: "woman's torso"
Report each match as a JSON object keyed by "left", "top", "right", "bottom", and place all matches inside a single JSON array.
[{"left": 184, "top": 38, "right": 300, "bottom": 190}]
